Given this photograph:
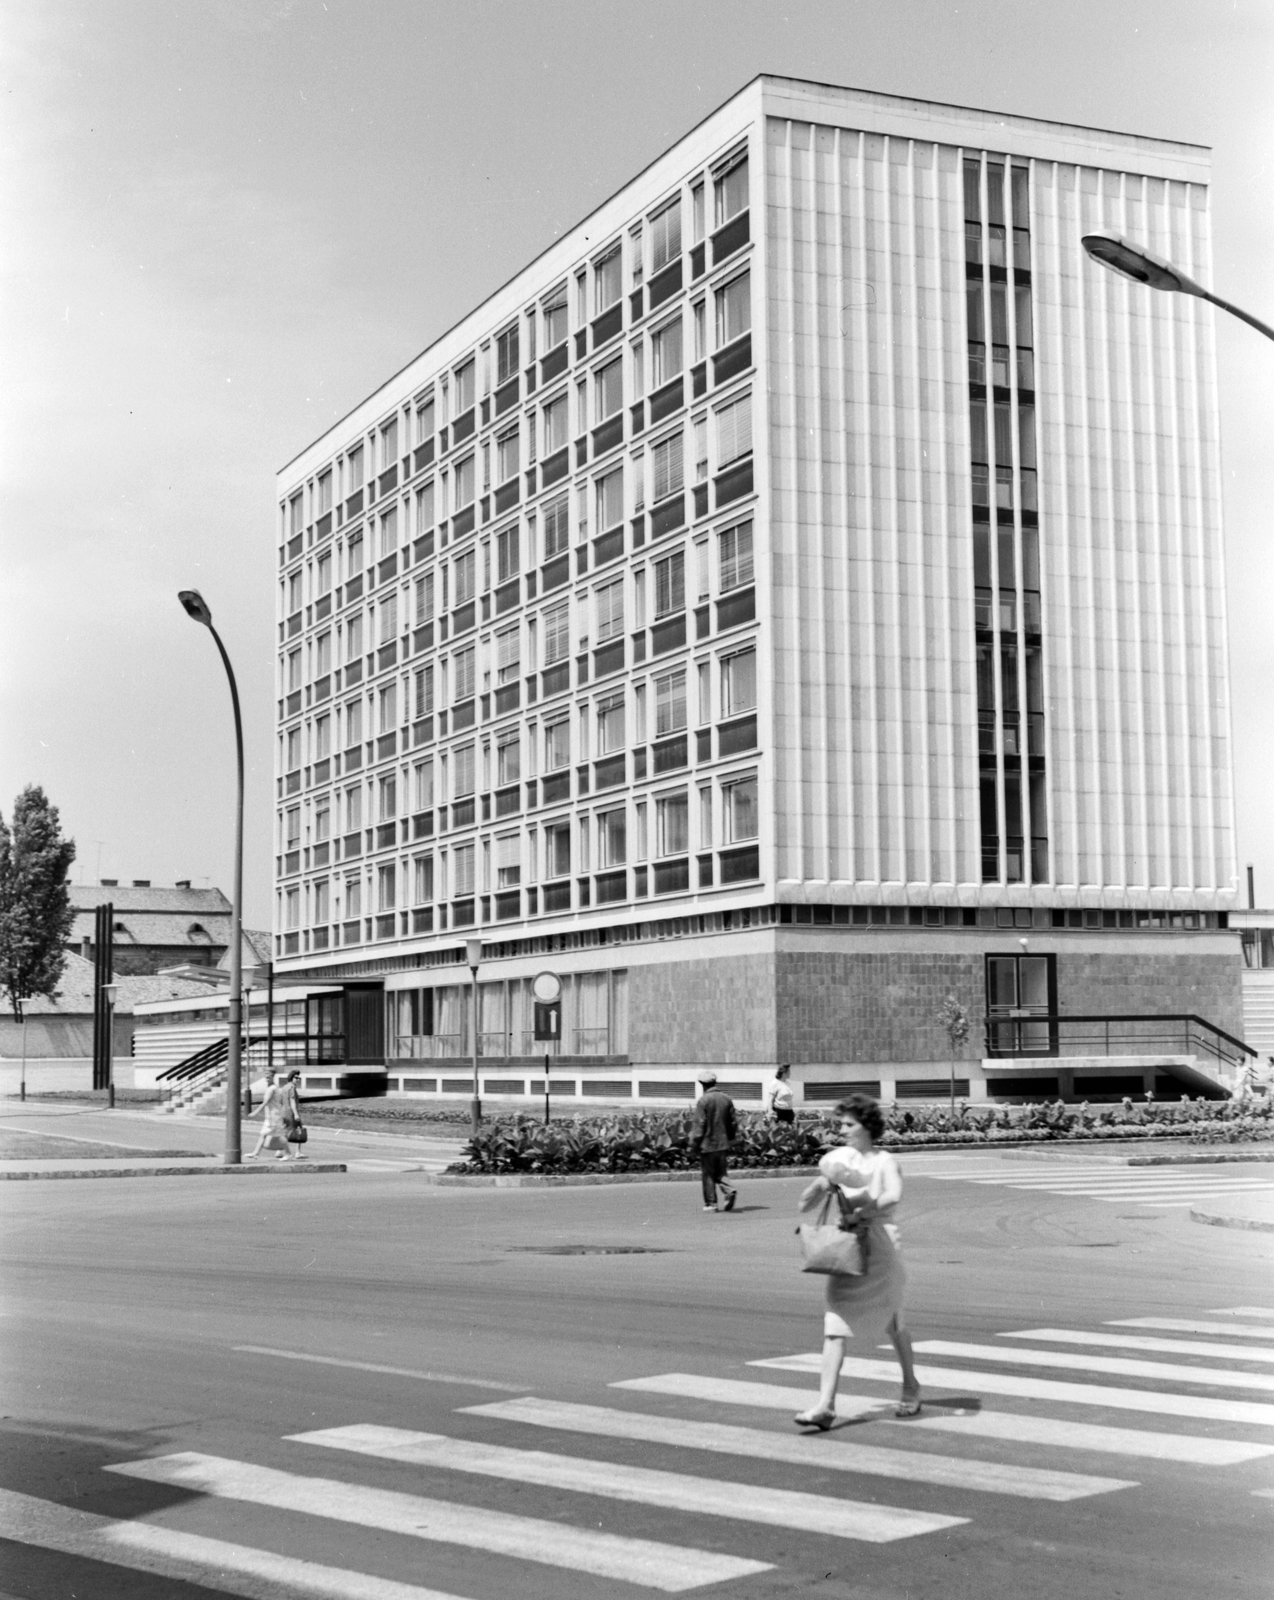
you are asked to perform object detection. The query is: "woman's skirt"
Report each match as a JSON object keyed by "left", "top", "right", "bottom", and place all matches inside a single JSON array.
[{"left": 823, "top": 1219, "right": 905, "bottom": 1343}]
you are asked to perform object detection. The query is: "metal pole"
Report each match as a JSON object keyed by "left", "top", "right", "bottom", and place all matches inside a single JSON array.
[
  {"left": 470, "top": 962, "right": 481, "bottom": 1136},
  {"left": 209, "top": 621, "right": 244, "bottom": 1165},
  {"left": 18, "top": 1000, "right": 26, "bottom": 1102},
  {"left": 545, "top": 1049, "right": 550, "bottom": 1126},
  {"left": 1248, "top": 863, "right": 1256, "bottom": 911},
  {"left": 267, "top": 959, "right": 274, "bottom": 1080},
  {"left": 105, "top": 992, "right": 115, "bottom": 1108}
]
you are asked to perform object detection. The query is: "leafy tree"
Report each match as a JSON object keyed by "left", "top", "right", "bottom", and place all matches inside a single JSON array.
[
  {"left": 938, "top": 992, "right": 972, "bottom": 1115},
  {"left": 0, "top": 786, "right": 77, "bottom": 1019}
]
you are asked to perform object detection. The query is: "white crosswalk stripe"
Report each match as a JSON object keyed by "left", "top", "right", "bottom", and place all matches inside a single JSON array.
[
  {"left": 1214, "top": 1306, "right": 1274, "bottom": 1318},
  {"left": 287, "top": 1422, "right": 967, "bottom": 1542},
  {"left": 105, "top": 1451, "right": 771, "bottom": 1591},
  {"left": 910, "top": 1338, "right": 1274, "bottom": 1393},
  {"left": 1110, "top": 1317, "right": 1274, "bottom": 1339},
  {"left": 927, "top": 1165, "right": 1274, "bottom": 1206},
  {"left": 459, "top": 1395, "right": 1133, "bottom": 1499},
  {"left": 1001, "top": 1327, "right": 1274, "bottom": 1362}
]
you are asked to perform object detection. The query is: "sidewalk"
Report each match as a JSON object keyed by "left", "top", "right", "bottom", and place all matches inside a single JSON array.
[{"left": 1190, "top": 1192, "right": 1274, "bottom": 1233}]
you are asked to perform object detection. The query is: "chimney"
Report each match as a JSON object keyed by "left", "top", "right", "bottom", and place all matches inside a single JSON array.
[
  {"left": 175, "top": 879, "right": 191, "bottom": 889},
  {"left": 132, "top": 879, "right": 151, "bottom": 888},
  {"left": 100, "top": 878, "right": 118, "bottom": 887}
]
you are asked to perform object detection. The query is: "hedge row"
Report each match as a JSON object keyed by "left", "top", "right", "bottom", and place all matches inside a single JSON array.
[{"left": 445, "top": 1097, "right": 1274, "bottom": 1175}]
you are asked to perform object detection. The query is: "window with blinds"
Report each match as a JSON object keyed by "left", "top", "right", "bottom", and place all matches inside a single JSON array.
[
  {"left": 496, "top": 833, "right": 521, "bottom": 887},
  {"left": 596, "top": 693, "right": 625, "bottom": 753},
  {"left": 496, "top": 323, "right": 519, "bottom": 384},
  {"left": 649, "top": 197, "right": 682, "bottom": 273},
  {"left": 595, "top": 467, "right": 623, "bottom": 530},
  {"left": 654, "top": 550, "right": 685, "bottom": 618},
  {"left": 452, "top": 743, "right": 476, "bottom": 798},
  {"left": 496, "top": 625, "right": 520, "bottom": 684},
  {"left": 595, "top": 358, "right": 623, "bottom": 420},
  {"left": 542, "top": 601, "right": 570, "bottom": 665},
  {"left": 594, "top": 246, "right": 622, "bottom": 313},
  {"left": 655, "top": 667, "right": 687, "bottom": 735},
  {"left": 378, "top": 594, "right": 397, "bottom": 643},
  {"left": 595, "top": 579, "right": 624, "bottom": 642},
  {"left": 652, "top": 431, "right": 684, "bottom": 501},
  {"left": 651, "top": 315, "right": 683, "bottom": 384},
  {"left": 453, "top": 645, "right": 475, "bottom": 701},
  {"left": 715, "top": 392, "right": 752, "bottom": 467}
]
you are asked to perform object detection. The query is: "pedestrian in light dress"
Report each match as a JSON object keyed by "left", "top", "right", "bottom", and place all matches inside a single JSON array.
[
  {"left": 690, "top": 1071, "right": 738, "bottom": 1212},
  {"left": 793, "top": 1093, "right": 920, "bottom": 1426},
  {"left": 762, "top": 1064, "right": 795, "bottom": 1124},
  {"left": 249, "top": 1071, "right": 294, "bottom": 1161}
]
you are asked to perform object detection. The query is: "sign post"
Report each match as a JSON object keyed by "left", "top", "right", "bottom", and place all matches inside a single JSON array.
[{"left": 532, "top": 971, "right": 562, "bottom": 1125}]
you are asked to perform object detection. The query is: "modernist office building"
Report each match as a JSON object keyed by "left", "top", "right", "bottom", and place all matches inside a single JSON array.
[{"left": 267, "top": 76, "right": 1244, "bottom": 1106}]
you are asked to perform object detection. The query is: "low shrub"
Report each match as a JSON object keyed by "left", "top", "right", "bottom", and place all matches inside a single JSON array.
[{"left": 445, "top": 1095, "right": 1274, "bottom": 1175}]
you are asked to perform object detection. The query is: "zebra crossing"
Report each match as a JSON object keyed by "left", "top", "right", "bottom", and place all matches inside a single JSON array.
[
  {"left": 923, "top": 1159, "right": 1274, "bottom": 1207},
  {"left": 5, "top": 1304, "right": 1273, "bottom": 1596}
]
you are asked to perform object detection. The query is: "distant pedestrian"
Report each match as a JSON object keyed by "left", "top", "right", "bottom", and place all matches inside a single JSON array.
[
  {"left": 249, "top": 1070, "right": 294, "bottom": 1161},
  {"left": 283, "top": 1070, "right": 307, "bottom": 1156},
  {"left": 691, "top": 1072, "right": 738, "bottom": 1213},
  {"left": 794, "top": 1092, "right": 920, "bottom": 1427},
  {"left": 763, "top": 1064, "right": 796, "bottom": 1124}
]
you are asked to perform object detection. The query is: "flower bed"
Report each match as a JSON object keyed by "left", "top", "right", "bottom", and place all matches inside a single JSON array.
[{"left": 445, "top": 1097, "right": 1274, "bottom": 1175}]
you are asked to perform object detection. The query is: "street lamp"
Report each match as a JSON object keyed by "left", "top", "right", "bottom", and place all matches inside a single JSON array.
[
  {"left": 466, "top": 937, "right": 483, "bottom": 1137},
  {"left": 1081, "top": 235, "right": 1274, "bottom": 343},
  {"left": 178, "top": 588, "right": 245, "bottom": 1165},
  {"left": 101, "top": 982, "right": 117, "bottom": 1108}
]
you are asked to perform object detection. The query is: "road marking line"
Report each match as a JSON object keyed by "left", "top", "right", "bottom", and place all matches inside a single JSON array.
[
  {"left": 288, "top": 1423, "right": 966, "bottom": 1543},
  {"left": 1002, "top": 1328, "right": 1274, "bottom": 1363},
  {"left": 613, "top": 1372, "right": 892, "bottom": 1418},
  {"left": 233, "top": 1346, "right": 525, "bottom": 1392},
  {"left": 751, "top": 1356, "right": 1274, "bottom": 1427},
  {"left": 105, "top": 1452, "right": 768, "bottom": 1591},
  {"left": 459, "top": 1396, "right": 1132, "bottom": 1500},
  {"left": 1110, "top": 1318, "right": 1274, "bottom": 1340},
  {"left": 0, "top": 1485, "right": 471, "bottom": 1600},
  {"left": 1211, "top": 1307, "right": 1274, "bottom": 1319},
  {"left": 614, "top": 1373, "right": 1270, "bottom": 1465},
  {"left": 910, "top": 1339, "right": 1274, "bottom": 1393},
  {"left": 908, "top": 1410, "right": 1274, "bottom": 1464},
  {"left": 1253, "top": 1488, "right": 1274, "bottom": 1500}
]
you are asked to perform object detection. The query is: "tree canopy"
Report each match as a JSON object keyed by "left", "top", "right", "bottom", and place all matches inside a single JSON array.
[{"left": 0, "top": 786, "right": 76, "bottom": 1019}]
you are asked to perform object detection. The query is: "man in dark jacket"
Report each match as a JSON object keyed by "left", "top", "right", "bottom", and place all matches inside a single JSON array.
[{"left": 690, "top": 1071, "right": 738, "bottom": 1212}]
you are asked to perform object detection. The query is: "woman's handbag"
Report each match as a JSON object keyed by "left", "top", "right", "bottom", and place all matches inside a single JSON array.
[
  {"left": 798, "top": 1189, "right": 868, "bottom": 1276},
  {"left": 286, "top": 1119, "right": 308, "bottom": 1145}
]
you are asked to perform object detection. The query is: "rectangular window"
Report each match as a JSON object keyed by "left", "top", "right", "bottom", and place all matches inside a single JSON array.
[
  {"left": 654, "top": 549, "right": 685, "bottom": 618},
  {"left": 285, "top": 806, "right": 301, "bottom": 848},
  {"left": 378, "top": 593, "right": 398, "bottom": 644},
  {"left": 714, "top": 152, "right": 748, "bottom": 225},
  {"left": 378, "top": 773, "right": 397, "bottom": 820},
  {"left": 497, "top": 729, "right": 520, "bottom": 784},
  {"left": 542, "top": 491, "right": 570, "bottom": 557},
  {"left": 313, "top": 879, "right": 330, "bottom": 923},
  {"left": 651, "top": 315, "right": 683, "bottom": 384},
  {"left": 317, "top": 471, "right": 333, "bottom": 514},
  {"left": 595, "top": 467, "right": 623, "bottom": 531},
  {"left": 347, "top": 445, "right": 364, "bottom": 491},
  {"left": 344, "top": 699, "right": 363, "bottom": 747},
  {"left": 594, "top": 246, "right": 621, "bottom": 312},
  {"left": 345, "top": 877, "right": 361, "bottom": 918},
  {"left": 454, "top": 454, "right": 476, "bottom": 509},
  {"left": 414, "top": 854, "right": 434, "bottom": 903},
  {"left": 314, "top": 799, "right": 331, "bottom": 841},
  {"left": 715, "top": 392, "right": 752, "bottom": 466},
  {"left": 656, "top": 792, "right": 689, "bottom": 856},
  {"left": 453, "top": 549, "right": 476, "bottom": 604},
  {"left": 345, "top": 532, "right": 363, "bottom": 579},
  {"left": 595, "top": 358, "right": 623, "bottom": 421},
  {"left": 544, "top": 821, "right": 570, "bottom": 878},
  {"left": 378, "top": 682, "right": 397, "bottom": 732},
  {"left": 721, "top": 648, "right": 756, "bottom": 715},
  {"left": 416, "top": 396, "right": 435, "bottom": 443},
  {"left": 415, "top": 572, "right": 435, "bottom": 624},
  {"left": 380, "top": 417, "right": 398, "bottom": 469},
  {"left": 496, "top": 323, "right": 519, "bottom": 384},
  {"left": 654, "top": 667, "right": 687, "bottom": 735},
  {"left": 649, "top": 197, "right": 682, "bottom": 272},
  {"left": 453, "top": 359, "right": 475, "bottom": 414},
  {"left": 314, "top": 712, "right": 331, "bottom": 758},
  {"left": 543, "top": 393, "right": 569, "bottom": 454},
  {"left": 719, "top": 519, "right": 753, "bottom": 592},
  {"left": 345, "top": 785, "right": 362, "bottom": 830},
  {"left": 496, "top": 524, "right": 519, "bottom": 582},
  {"left": 542, "top": 602, "right": 570, "bottom": 665},
  {"left": 453, "top": 843, "right": 475, "bottom": 896},
  {"left": 286, "top": 649, "right": 302, "bottom": 691},
  {"left": 596, "top": 692, "right": 625, "bottom": 753},
  {"left": 723, "top": 776, "right": 758, "bottom": 842},
  {"left": 315, "top": 631, "right": 333, "bottom": 675},
  {"left": 715, "top": 272, "right": 751, "bottom": 346},
  {"left": 452, "top": 742, "right": 476, "bottom": 798},
  {"left": 544, "top": 716, "right": 570, "bottom": 770},
  {"left": 496, "top": 624, "right": 520, "bottom": 685},
  {"left": 316, "top": 551, "right": 333, "bottom": 596},
  {"left": 543, "top": 285, "right": 568, "bottom": 349},
  {"left": 453, "top": 645, "right": 476, "bottom": 700},
  {"left": 415, "top": 664, "right": 435, "bottom": 717},
  {"left": 497, "top": 427, "right": 519, "bottom": 483},
  {"left": 597, "top": 807, "right": 626, "bottom": 867},
  {"left": 414, "top": 757, "right": 434, "bottom": 809},
  {"left": 651, "top": 431, "right": 684, "bottom": 501},
  {"left": 284, "top": 886, "right": 300, "bottom": 929},
  {"left": 496, "top": 833, "right": 521, "bottom": 888},
  {"left": 416, "top": 481, "right": 435, "bottom": 533},
  {"left": 595, "top": 578, "right": 624, "bottom": 642}
]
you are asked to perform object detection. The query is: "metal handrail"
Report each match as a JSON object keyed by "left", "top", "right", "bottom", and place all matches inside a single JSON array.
[{"left": 983, "top": 1011, "right": 1256, "bottom": 1067}]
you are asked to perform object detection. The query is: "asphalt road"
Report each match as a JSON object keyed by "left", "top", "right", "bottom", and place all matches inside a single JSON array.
[{"left": 1, "top": 1152, "right": 1272, "bottom": 1599}]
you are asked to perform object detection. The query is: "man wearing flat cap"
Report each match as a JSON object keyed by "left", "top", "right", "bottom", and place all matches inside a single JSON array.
[{"left": 690, "top": 1071, "right": 739, "bottom": 1212}]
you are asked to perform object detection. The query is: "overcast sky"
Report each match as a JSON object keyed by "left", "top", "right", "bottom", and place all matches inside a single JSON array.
[{"left": 2, "top": 0, "right": 1271, "bottom": 928}]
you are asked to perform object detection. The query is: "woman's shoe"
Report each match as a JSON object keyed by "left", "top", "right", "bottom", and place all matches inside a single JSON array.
[
  {"left": 894, "top": 1395, "right": 922, "bottom": 1418},
  {"left": 793, "top": 1408, "right": 836, "bottom": 1431}
]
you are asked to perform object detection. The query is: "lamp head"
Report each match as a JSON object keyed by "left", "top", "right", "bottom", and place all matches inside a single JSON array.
[
  {"left": 1081, "top": 234, "right": 1203, "bottom": 298},
  {"left": 465, "top": 937, "right": 483, "bottom": 970},
  {"left": 178, "top": 589, "right": 213, "bottom": 627}
]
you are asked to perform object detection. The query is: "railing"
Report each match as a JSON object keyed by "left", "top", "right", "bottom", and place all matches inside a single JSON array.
[
  {"left": 984, "top": 1012, "right": 1257, "bottom": 1074},
  {"left": 156, "top": 1038, "right": 228, "bottom": 1083},
  {"left": 157, "top": 1032, "right": 347, "bottom": 1088}
]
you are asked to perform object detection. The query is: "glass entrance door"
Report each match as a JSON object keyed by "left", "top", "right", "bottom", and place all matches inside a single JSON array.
[{"left": 986, "top": 953, "right": 1056, "bottom": 1056}]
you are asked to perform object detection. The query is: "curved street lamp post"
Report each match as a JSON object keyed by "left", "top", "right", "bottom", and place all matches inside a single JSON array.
[
  {"left": 178, "top": 589, "right": 245, "bottom": 1165},
  {"left": 1081, "top": 235, "right": 1274, "bottom": 343}
]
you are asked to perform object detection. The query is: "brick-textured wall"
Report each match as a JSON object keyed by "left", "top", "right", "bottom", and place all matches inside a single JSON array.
[
  {"left": 776, "top": 951, "right": 984, "bottom": 1065},
  {"left": 1056, "top": 950, "right": 1243, "bottom": 1040},
  {"left": 628, "top": 954, "right": 778, "bottom": 1065}
]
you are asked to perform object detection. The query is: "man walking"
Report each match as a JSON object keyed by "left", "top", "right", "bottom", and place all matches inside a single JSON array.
[{"left": 691, "top": 1071, "right": 738, "bottom": 1212}]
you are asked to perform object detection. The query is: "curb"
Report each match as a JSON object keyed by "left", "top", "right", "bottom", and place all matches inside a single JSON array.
[
  {"left": 1189, "top": 1203, "right": 1274, "bottom": 1233},
  {"left": 0, "top": 1162, "right": 348, "bottom": 1182},
  {"left": 1129, "top": 1150, "right": 1274, "bottom": 1167},
  {"left": 428, "top": 1166, "right": 825, "bottom": 1189}
]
